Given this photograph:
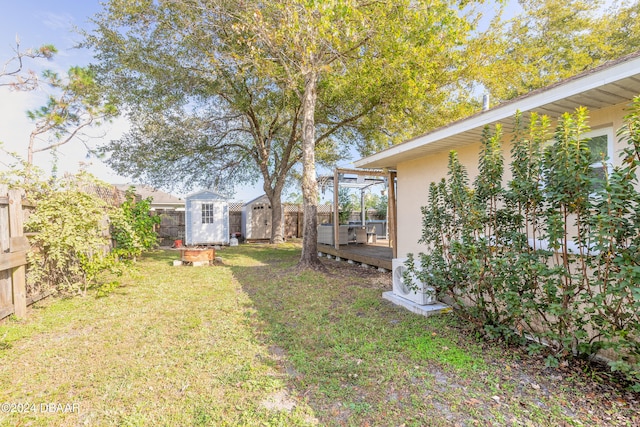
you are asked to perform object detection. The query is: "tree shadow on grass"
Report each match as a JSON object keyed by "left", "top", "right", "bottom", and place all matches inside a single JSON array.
[
  {"left": 227, "top": 245, "right": 640, "bottom": 427},
  {"left": 227, "top": 246, "right": 482, "bottom": 426}
]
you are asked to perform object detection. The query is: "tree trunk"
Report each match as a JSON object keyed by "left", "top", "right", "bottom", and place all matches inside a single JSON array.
[
  {"left": 298, "top": 70, "right": 323, "bottom": 269},
  {"left": 265, "top": 183, "right": 285, "bottom": 244}
]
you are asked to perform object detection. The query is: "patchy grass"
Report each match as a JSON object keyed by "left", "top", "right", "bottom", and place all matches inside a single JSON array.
[
  {"left": 0, "top": 242, "right": 638, "bottom": 426},
  {"left": 0, "top": 246, "right": 315, "bottom": 426}
]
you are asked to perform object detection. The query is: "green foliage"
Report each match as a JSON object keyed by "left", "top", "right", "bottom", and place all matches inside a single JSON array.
[
  {"left": 94, "top": 280, "right": 121, "bottom": 298},
  {"left": 366, "top": 193, "right": 388, "bottom": 219},
  {"left": 24, "top": 172, "right": 119, "bottom": 296},
  {"left": 26, "top": 66, "right": 118, "bottom": 165},
  {"left": 337, "top": 187, "right": 354, "bottom": 224},
  {"left": 411, "top": 99, "right": 640, "bottom": 387},
  {"left": 474, "top": 0, "right": 640, "bottom": 102},
  {"left": 110, "top": 188, "right": 160, "bottom": 260}
]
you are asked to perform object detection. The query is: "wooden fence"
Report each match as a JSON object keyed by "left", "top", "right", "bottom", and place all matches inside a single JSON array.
[
  {"left": 155, "top": 203, "right": 385, "bottom": 244},
  {"left": 0, "top": 186, "right": 31, "bottom": 320},
  {"left": 154, "top": 209, "right": 185, "bottom": 246}
]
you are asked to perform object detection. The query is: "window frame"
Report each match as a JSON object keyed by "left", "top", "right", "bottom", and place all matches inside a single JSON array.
[
  {"left": 542, "top": 126, "right": 614, "bottom": 186},
  {"left": 537, "top": 127, "right": 614, "bottom": 255},
  {"left": 201, "top": 203, "right": 215, "bottom": 224},
  {"left": 583, "top": 127, "right": 614, "bottom": 179}
]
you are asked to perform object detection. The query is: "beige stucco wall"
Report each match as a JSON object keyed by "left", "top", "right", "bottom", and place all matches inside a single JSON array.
[{"left": 396, "top": 102, "right": 631, "bottom": 258}]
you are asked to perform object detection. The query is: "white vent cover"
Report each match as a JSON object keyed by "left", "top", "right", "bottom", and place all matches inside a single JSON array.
[{"left": 392, "top": 258, "right": 436, "bottom": 305}]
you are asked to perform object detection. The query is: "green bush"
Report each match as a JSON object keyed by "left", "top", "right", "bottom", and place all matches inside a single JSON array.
[
  {"left": 110, "top": 187, "right": 160, "bottom": 260},
  {"left": 24, "top": 172, "right": 119, "bottom": 296},
  {"left": 409, "top": 97, "right": 640, "bottom": 387},
  {"left": 337, "top": 187, "right": 354, "bottom": 224}
]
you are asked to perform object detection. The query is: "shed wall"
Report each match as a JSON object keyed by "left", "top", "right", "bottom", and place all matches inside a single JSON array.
[{"left": 185, "top": 192, "right": 229, "bottom": 245}]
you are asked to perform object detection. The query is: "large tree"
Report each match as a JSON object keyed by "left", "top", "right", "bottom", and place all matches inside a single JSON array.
[
  {"left": 87, "top": 0, "right": 482, "bottom": 262},
  {"left": 223, "top": 0, "right": 482, "bottom": 268},
  {"left": 87, "top": 1, "right": 341, "bottom": 244},
  {"left": 101, "top": 73, "right": 305, "bottom": 244}
]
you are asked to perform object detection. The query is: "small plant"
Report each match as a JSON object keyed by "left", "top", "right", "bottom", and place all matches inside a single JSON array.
[{"left": 95, "top": 280, "right": 122, "bottom": 298}]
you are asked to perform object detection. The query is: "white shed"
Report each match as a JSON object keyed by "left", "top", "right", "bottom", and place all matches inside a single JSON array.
[
  {"left": 241, "top": 194, "right": 283, "bottom": 241},
  {"left": 185, "top": 190, "right": 229, "bottom": 245}
]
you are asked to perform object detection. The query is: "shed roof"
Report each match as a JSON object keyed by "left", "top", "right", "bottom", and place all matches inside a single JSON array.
[
  {"left": 186, "top": 189, "right": 228, "bottom": 200},
  {"left": 243, "top": 194, "right": 270, "bottom": 206},
  {"left": 355, "top": 51, "right": 640, "bottom": 170}
]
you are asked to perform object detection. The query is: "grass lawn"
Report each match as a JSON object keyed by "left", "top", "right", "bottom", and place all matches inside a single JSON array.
[{"left": 0, "top": 242, "right": 638, "bottom": 426}]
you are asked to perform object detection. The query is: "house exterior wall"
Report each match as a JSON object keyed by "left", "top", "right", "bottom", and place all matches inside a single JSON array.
[{"left": 396, "top": 102, "right": 631, "bottom": 258}]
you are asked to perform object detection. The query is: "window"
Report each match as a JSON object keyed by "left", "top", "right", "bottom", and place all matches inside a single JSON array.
[
  {"left": 202, "top": 203, "right": 215, "bottom": 224},
  {"left": 543, "top": 127, "right": 614, "bottom": 187},
  {"left": 584, "top": 128, "right": 614, "bottom": 182}
]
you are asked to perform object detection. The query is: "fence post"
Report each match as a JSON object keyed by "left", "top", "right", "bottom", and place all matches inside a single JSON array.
[
  {"left": 8, "top": 189, "right": 27, "bottom": 318},
  {"left": 0, "top": 185, "right": 11, "bottom": 318},
  {"left": 387, "top": 171, "right": 397, "bottom": 258}
]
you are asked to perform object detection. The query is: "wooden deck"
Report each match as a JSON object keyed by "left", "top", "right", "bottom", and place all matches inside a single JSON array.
[{"left": 317, "top": 241, "right": 393, "bottom": 270}]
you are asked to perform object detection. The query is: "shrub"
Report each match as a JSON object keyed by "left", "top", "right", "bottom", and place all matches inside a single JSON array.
[
  {"left": 110, "top": 187, "right": 160, "bottom": 261},
  {"left": 409, "top": 98, "right": 640, "bottom": 387},
  {"left": 24, "top": 172, "right": 119, "bottom": 296}
]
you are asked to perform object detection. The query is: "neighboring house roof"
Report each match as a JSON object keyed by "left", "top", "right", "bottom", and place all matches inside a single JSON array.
[
  {"left": 355, "top": 50, "right": 640, "bottom": 170},
  {"left": 114, "top": 184, "right": 185, "bottom": 209}
]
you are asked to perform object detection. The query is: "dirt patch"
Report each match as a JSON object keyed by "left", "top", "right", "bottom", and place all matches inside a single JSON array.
[{"left": 261, "top": 389, "right": 297, "bottom": 412}]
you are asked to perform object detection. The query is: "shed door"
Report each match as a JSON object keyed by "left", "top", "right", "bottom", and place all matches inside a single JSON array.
[
  {"left": 191, "top": 201, "right": 225, "bottom": 244},
  {"left": 251, "top": 203, "right": 271, "bottom": 239}
]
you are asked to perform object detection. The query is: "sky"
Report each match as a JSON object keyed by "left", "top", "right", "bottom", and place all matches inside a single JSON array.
[
  {"left": 0, "top": 0, "right": 271, "bottom": 201},
  {"left": 0, "top": 2, "right": 133, "bottom": 189},
  {"left": 0, "top": 0, "right": 511, "bottom": 202}
]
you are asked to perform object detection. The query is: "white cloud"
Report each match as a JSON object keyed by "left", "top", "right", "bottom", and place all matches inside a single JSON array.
[{"left": 40, "top": 12, "right": 74, "bottom": 31}]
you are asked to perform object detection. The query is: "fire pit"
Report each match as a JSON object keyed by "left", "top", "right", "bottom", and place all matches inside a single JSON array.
[{"left": 179, "top": 247, "right": 215, "bottom": 264}]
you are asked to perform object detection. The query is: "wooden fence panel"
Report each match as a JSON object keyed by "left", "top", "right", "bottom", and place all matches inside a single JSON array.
[
  {"left": 0, "top": 188, "right": 28, "bottom": 320},
  {"left": 8, "top": 189, "right": 27, "bottom": 318},
  {"left": 155, "top": 209, "right": 185, "bottom": 246},
  {"left": 229, "top": 211, "right": 242, "bottom": 236},
  {"left": 0, "top": 185, "right": 12, "bottom": 319},
  {"left": 284, "top": 212, "right": 299, "bottom": 238}
]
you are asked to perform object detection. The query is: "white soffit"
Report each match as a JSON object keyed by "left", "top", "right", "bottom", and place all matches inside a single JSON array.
[{"left": 355, "top": 53, "right": 640, "bottom": 170}]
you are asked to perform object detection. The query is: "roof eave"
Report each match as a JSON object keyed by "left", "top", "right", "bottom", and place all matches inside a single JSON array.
[{"left": 355, "top": 52, "right": 640, "bottom": 170}]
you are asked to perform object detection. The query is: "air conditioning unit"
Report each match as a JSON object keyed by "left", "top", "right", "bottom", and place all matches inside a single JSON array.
[{"left": 392, "top": 257, "right": 436, "bottom": 305}]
